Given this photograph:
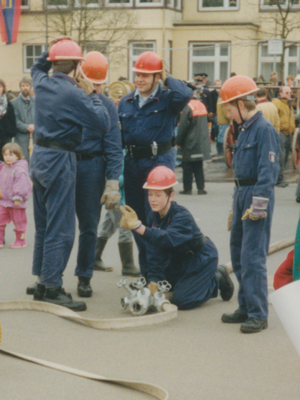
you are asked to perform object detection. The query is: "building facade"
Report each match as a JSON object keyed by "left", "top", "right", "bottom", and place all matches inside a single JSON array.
[{"left": 1, "top": 0, "right": 300, "bottom": 90}]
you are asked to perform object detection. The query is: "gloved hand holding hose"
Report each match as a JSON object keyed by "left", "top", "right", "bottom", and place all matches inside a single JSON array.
[
  {"left": 242, "top": 196, "right": 269, "bottom": 221},
  {"left": 101, "top": 180, "right": 121, "bottom": 209}
]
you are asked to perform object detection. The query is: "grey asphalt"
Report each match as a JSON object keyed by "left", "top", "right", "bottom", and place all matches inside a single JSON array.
[{"left": 1, "top": 158, "right": 300, "bottom": 400}]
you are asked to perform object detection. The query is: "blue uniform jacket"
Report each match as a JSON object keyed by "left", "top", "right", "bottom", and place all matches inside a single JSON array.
[
  {"left": 232, "top": 111, "right": 280, "bottom": 199},
  {"left": 31, "top": 52, "right": 110, "bottom": 146},
  {"left": 76, "top": 93, "right": 122, "bottom": 180},
  {"left": 118, "top": 77, "right": 193, "bottom": 146},
  {"left": 143, "top": 202, "right": 204, "bottom": 282}
]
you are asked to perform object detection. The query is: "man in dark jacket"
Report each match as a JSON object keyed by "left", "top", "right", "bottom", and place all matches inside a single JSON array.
[
  {"left": 11, "top": 77, "right": 35, "bottom": 161},
  {"left": 175, "top": 98, "right": 211, "bottom": 195}
]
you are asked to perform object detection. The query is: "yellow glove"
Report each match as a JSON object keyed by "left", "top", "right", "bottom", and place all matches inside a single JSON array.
[
  {"left": 119, "top": 205, "right": 141, "bottom": 230},
  {"left": 241, "top": 205, "right": 267, "bottom": 221},
  {"left": 100, "top": 180, "right": 121, "bottom": 209},
  {"left": 76, "top": 77, "right": 94, "bottom": 95},
  {"left": 228, "top": 210, "right": 233, "bottom": 231},
  {"left": 148, "top": 282, "right": 158, "bottom": 296}
]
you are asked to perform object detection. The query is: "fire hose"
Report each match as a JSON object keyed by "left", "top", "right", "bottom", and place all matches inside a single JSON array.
[{"left": 0, "top": 238, "right": 294, "bottom": 399}]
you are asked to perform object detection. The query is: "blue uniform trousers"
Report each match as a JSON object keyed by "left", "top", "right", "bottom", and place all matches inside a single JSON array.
[
  {"left": 230, "top": 186, "right": 274, "bottom": 320},
  {"left": 75, "top": 156, "right": 106, "bottom": 278},
  {"left": 163, "top": 237, "right": 218, "bottom": 310},
  {"left": 124, "top": 150, "right": 175, "bottom": 276},
  {"left": 31, "top": 147, "right": 76, "bottom": 287}
]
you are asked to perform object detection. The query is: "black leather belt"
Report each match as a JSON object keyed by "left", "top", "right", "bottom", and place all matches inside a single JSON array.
[
  {"left": 234, "top": 178, "right": 257, "bottom": 187},
  {"left": 186, "top": 236, "right": 206, "bottom": 258},
  {"left": 126, "top": 138, "right": 174, "bottom": 159},
  {"left": 36, "top": 138, "right": 76, "bottom": 153},
  {"left": 76, "top": 152, "right": 103, "bottom": 161}
]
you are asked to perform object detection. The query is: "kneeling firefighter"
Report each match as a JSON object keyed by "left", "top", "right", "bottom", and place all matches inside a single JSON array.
[
  {"left": 220, "top": 75, "right": 280, "bottom": 333},
  {"left": 120, "top": 166, "right": 234, "bottom": 310}
]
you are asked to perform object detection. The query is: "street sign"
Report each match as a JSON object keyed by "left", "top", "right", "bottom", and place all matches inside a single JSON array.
[{"left": 268, "top": 39, "right": 283, "bottom": 55}]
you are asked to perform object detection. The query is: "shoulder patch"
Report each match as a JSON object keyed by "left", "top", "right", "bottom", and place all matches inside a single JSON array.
[{"left": 269, "top": 151, "right": 276, "bottom": 163}]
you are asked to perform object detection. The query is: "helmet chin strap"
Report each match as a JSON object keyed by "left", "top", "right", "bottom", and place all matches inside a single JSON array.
[{"left": 236, "top": 100, "right": 245, "bottom": 125}]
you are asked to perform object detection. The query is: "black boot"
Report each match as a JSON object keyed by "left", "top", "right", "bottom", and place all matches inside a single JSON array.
[
  {"left": 240, "top": 317, "right": 268, "bottom": 333},
  {"left": 95, "top": 238, "right": 113, "bottom": 272},
  {"left": 119, "top": 242, "right": 140, "bottom": 277},
  {"left": 77, "top": 277, "right": 93, "bottom": 298},
  {"left": 33, "top": 283, "right": 46, "bottom": 301},
  {"left": 43, "top": 287, "right": 87, "bottom": 311},
  {"left": 215, "top": 265, "right": 234, "bottom": 301},
  {"left": 26, "top": 282, "right": 38, "bottom": 295},
  {"left": 221, "top": 309, "right": 248, "bottom": 323}
]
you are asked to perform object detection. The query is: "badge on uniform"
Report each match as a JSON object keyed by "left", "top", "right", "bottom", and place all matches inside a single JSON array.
[{"left": 269, "top": 151, "right": 275, "bottom": 163}]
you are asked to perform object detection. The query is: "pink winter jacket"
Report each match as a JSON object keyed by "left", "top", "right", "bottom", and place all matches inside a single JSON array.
[{"left": 0, "top": 159, "right": 32, "bottom": 209}]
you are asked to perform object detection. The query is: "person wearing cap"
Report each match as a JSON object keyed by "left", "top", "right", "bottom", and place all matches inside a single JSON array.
[
  {"left": 28, "top": 38, "right": 110, "bottom": 311},
  {"left": 11, "top": 77, "right": 35, "bottom": 161},
  {"left": 118, "top": 51, "right": 192, "bottom": 277},
  {"left": 220, "top": 75, "right": 280, "bottom": 333},
  {"left": 119, "top": 166, "right": 234, "bottom": 310},
  {"left": 71, "top": 51, "right": 124, "bottom": 297},
  {"left": 193, "top": 73, "right": 213, "bottom": 115},
  {"left": 175, "top": 97, "right": 211, "bottom": 195}
]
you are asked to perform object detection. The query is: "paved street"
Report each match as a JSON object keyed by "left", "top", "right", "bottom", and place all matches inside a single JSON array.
[{"left": 1, "top": 156, "right": 300, "bottom": 400}]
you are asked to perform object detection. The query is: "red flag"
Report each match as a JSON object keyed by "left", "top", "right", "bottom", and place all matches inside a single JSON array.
[{"left": 0, "top": 0, "right": 21, "bottom": 44}]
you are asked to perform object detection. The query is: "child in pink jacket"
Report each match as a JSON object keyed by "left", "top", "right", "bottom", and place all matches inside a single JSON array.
[{"left": 0, "top": 143, "right": 32, "bottom": 248}]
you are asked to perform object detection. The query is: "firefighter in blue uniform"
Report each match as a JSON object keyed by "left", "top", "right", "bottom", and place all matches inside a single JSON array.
[
  {"left": 220, "top": 75, "right": 280, "bottom": 333},
  {"left": 118, "top": 51, "right": 193, "bottom": 277},
  {"left": 119, "top": 166, "right": 234, "bottom": 310},
  {"left": 29, "top": 39, "right": 110, "bottom": 311},
  {"left": 74, "top": 51, "right": 123, "bottom": 297}
]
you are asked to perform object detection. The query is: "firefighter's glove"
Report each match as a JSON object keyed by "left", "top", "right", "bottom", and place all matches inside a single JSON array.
[
  {"left": 119, "top": 205, "right": 142, "bottom": 231},
  {"left": 76, "top": 77, "right": 94, "bottom": 95},
  {"left": 49, "top": 36, "right": 72, "bottom": 51},
  {"left": 228, "top": 210, "right": 233, "bottom": 231},
  {"left": 148, "top": 282, "right": 158, "bottom": 296},
  {"left": 101, "top": 180, "right": 121, "bottom": 209},
  {"left": 161, "top": 60, "right": 171, "bottom": 84},
  {"left": 241, "top": 196, "right": 269, "bottom": 221}
]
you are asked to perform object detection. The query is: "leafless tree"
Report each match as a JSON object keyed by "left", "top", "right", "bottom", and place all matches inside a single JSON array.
[
  {"left": 244, "top": 0, "right": 300, "bottom": 81},
  {"left": 39, "top": 0, "right": 142, "bottom": 66}
]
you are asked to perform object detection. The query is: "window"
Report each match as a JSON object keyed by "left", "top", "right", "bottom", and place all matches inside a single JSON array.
[
  {"left": 189, "top": 42, "right": 230, "bottom": 84},
  {"left": 136, "top": 0, "right": 164, "bottom": 6},
  {"left": 258, "top": 42, "right": 300, "bottom": 82},
  {"left": 167, "top": 0, "right": 182, "bottom": 9},
  {"left": 129, "top": 41, "right": 156, "bottom": 82},
  {"left": 200, "top": 0, "right": 239, "bottom": 10},
  {"left": 105, "top": 0, "right": 132, "bottom": 6},
  {"left": 47, "top": 0, "right": 69, "bottom": 7},
  {"left": 75, "top": 0, "right": 102, "bottom": 6},
  {"left": 261, "top": 0, "right": 300, "bottom": 8},
  {"left": 21, "top": 0, "right": 29, "bottom": 8},
  {"left": 23, "top": 44, "right": 45, "bottom": 73}
]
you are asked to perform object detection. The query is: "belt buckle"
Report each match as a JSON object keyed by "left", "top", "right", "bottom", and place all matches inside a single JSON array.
[{"left": 151, "top": 141, "right": 158, "bottom": 156}]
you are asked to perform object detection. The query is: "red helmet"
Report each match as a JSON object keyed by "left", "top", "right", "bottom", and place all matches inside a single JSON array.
[
  {"left": 143, "top": 166, "right": 178, "bottom": 190},
  {"left": 80, "top": 51, "right": 108, "bottom": 84},
  {"left": 220, "top": 75, "right": 259, "bottom": 104},
  {"left": 48, "top": 38, "right": 84, "bottom": 62},
  {"left": 188, "top": 99, "right": 208, "bottom": 117},
  {"left": 132, "top": 51, "right": 162, "bottom": 74}
]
